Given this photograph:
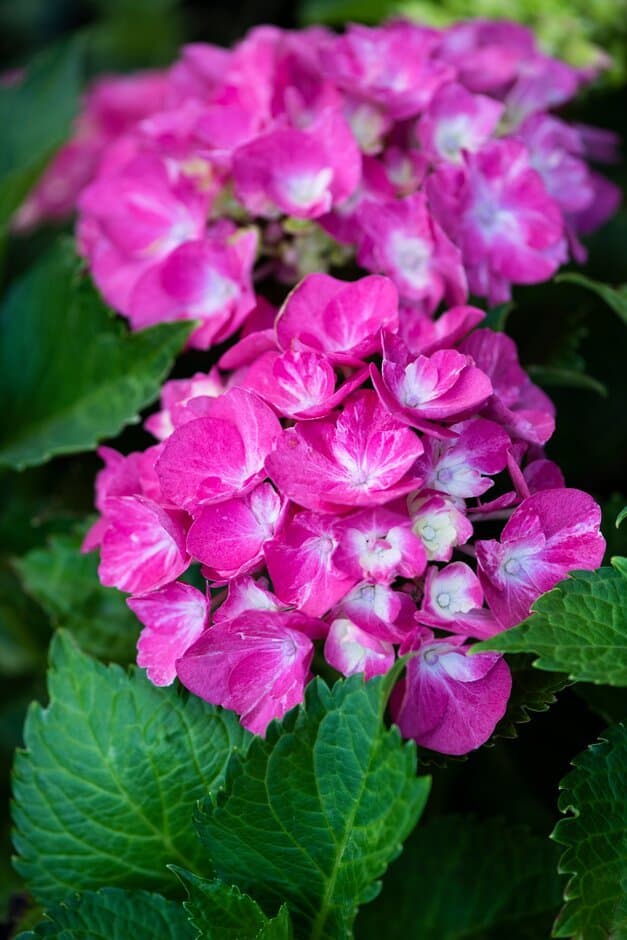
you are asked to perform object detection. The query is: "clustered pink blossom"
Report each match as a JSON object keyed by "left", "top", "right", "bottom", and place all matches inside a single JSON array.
[
  {"left": 84, "top": 273, "right": 606, "bottom": 755},
  {"left": 19, "top": 19, "right": 620, "bottom": 340}
]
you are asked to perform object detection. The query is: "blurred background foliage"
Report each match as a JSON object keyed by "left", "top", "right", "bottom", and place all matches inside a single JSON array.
[
  {"left": 302, "top": 0, "right": 627, "bottom": 83},
  {"left": 0, "top": 0, "right": 625, "bottom": 935}
]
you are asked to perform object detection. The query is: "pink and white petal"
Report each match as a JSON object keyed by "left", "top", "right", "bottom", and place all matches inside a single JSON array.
[
  {"left": 99, "top": 496, "right": 190, "bottom": 595},
  {"left": 130, "top": 581, "right": 208, "bottom": 685}
]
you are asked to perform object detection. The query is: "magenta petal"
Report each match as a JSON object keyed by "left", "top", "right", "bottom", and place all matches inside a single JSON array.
[
  {"left": 187, "top": 483, "right": 282, "bottom": 579},
  {"left": 157, "top": 388, "right": 281, "bottom": 511},
  {"left": 130, "top": 581, "right": 208, "bottom": 685},
  {"left": 476, "top": 488, "right": 605, "bottom": 628},
  {"left": 176, "top": 610, "right": 314, "bottom": 734},
  {"left": 324, "top": 617, "right": 395, "bottom": 680},
  {"left": 391, "top": 632, "right": 512, "bottom": 755},
  {"left": 99, "top": 495, "right": 190, "bottom": 595},
  {"left": 265, "top": 391, "right": 423, "bottom": 511},
  {"left": 264, "top": 510, "right": 357, "bottom": 617}
]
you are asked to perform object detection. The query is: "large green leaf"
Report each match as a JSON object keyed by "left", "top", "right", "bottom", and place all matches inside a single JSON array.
[
  {"left": 526, "top": 365, "right": 607, "bottom": 398},
  {"left": 491, "top": 655, "right": 569, "bottom": 741},
  {"left": 195, "top": 673, "right": 430, "bottom": 940},
  {"left": 14, "top": 528, "right": 139, "bottom": 662},
  {"left": 552, "top": 723, "right": 627, "bottom": 938},
  {"left": 175, "top": 870, "right": 293, "bottom": 939},
  {"left": 17, "top": 888, "right": 193, "bottom": 939},
  {"left": 12, "top": 631, "right": 250, "bottom": 905},
  {"left": 557, "top": 273, "right": 627, "bottom": 326},
  {"left": 475, "top": 562, "right": 627, "bottom": 686},
  {"left": 0, "top": 242, "right": 193, "bottom": 469},
  {"left": 0, "top": 39, "right": 83, "bottom": 231},
  {"left": 357, "top": 815, "right": 562, "bottom": 939}
]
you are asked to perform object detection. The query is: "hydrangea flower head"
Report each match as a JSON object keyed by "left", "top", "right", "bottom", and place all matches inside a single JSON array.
[
  {"left": 84, "top": 270, "right": 606, "bottom": 754},
  {"left": 17, "top": 16, "right": 618, "bottom": 340}
]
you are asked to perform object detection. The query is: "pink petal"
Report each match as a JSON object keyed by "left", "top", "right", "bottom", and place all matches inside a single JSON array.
[
  {"left": 130, "top": 581, "right": 208, "bottom": 685},
  {"left": 99, "top": 496, "right": 190, "bottom": 595}
]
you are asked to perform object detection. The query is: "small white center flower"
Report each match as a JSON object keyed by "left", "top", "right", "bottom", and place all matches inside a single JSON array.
[
  {"left": 283, "top": 168, "right": 333, "bottom": 209},
  {"left": 389, "top": 232, "right": 431, "bottom": 289}
]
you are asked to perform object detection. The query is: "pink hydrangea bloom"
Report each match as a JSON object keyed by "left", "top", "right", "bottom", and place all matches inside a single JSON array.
[
  {"left": 459, "top": 329, "right": 555, "bottom": 445},
  {"left": 414, "top": 417, "right": 510, "bottom": 499},
  {"left": 476, "top": 488, "right": 606, "bottom": 628},
  {"left": 408, "top": 491, "right": 473, "bottom": 561},
  {"left": 334, "top": 506, "right": 427, "bottom": 583},
  {"left": 266, "top": 391, "right": 424, "bottom": 511},
  {"left": 418, "top": 562, "right": 499, "bottom": 639},
  {"left": 129, "top": 582, "right": 208, "bottom": 685},
  {"left": 69, "top": 15, "right": 616, "bottom": 751},
  {"left": 127, "top": 224, "right": 258, "bottom": 349},
  {"left": 427, "top": 140, "right": 567, "bottom": 303},
  {"left": 371, "top": 331, "right": 492, "bottom": 430},
  {"left": 275, "top": 273, "right": 398, "bottom": 365},
  {"left": 19, "top": 17, "right": 616, "bottom": 322},
  {"left": 233, "top": 109, "right": 361, "bottom": 219},
  {"left": 188, "top": 482, "right": 284, "bottom": 581},
  {"left": 319, "top": 21, "right": 453, "bottom": 120},
  {"left": 417, "top": 82, "right": 504, "bottom": 164},
  {"left": 240, "top": 346, "right": 368, "bottom": 419},
  {"left": 356, "top": 192, "right": 467, "bottom": 312},
  {"left": 176, "top": 610, "right": 316, "bottom": 734},
  {"left": 98, "top": 496, "right": 190, "bottom": 595},
  {"left": 390, "top": 628, "right": 512, "bottom": 755},
  {"left": 84, "top": 268, "right": 606, "bottom": 753},
  {"left": 145, "top": 368, "right": 227, "bottom": 440},
  {"left": 264, "top": 510, "right": 357, "bottom": 617},
  {"left": 156, "top": 387, "right": 281, "bottom": 511},
  {"left": 324, "top": 617, "right": 395, "bottom": 680}
]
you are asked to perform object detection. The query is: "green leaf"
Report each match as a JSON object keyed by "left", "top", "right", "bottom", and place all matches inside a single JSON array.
[
  {"left": 0, "top": 242, "right": 193, "bottom": 469},
  {"left": 195, "top": 673, "right": 430, "bottom": 940},
  {"left": 557, "top": 272, "right": 627, "bottom": 326},
  {"left": 575, "top": 684, "right": 627, "bottom": 726},
  {"left": 491, "top": 654, "right": 569, "bottom": 742},
  {"left": 357, "top": 815, "right": 562, "bottom": 939},
  {"left": 12, "top": 631, "right": 250, "bottom": 905},
  {"left": 300, "top": 0, "right": 394, "bottom": 25},
  {"left": 14, "top": 528, "right": 139, "bottom": 662},
  {"left": 0, "top": 39, "right": 84, "bottom": 231},
  {"left": 475, "top": 565, "right": 627, "bottom": 686},
  {"left": 552, "top": 724, "right": 627, "bottom": 938},
  {"left": 17, "top": 887, "right": 193, "bottom": 939},
  {"left": 617, "top": 506, "right": 627, "bottom": 529},
  {"left": 526, "top": 365, "right": 607, "bottom": 397},
  {"left": 174, "top": 870, "right": 293, "bottom": 939},
  {"left": 483, "top": 302, "right": 514, "bottom": 332},
  {"left": 601, "top": 493, "right": 627, "bottom": 561}
]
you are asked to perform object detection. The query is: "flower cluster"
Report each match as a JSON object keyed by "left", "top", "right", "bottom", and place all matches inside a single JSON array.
[
  {"left": 84, "top": 274, "right": 606, "bottom": 755},
  {"left": 21, "top": 19, "right": 620, "bottom": 344}
]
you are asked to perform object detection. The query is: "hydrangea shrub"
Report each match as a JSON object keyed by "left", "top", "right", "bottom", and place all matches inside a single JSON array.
[
  {"left": 5, "top": 13, "right": 626, "bottom": 940},
  {"left": 40, "top": 16, "right": 615, "bottom": 756}
]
